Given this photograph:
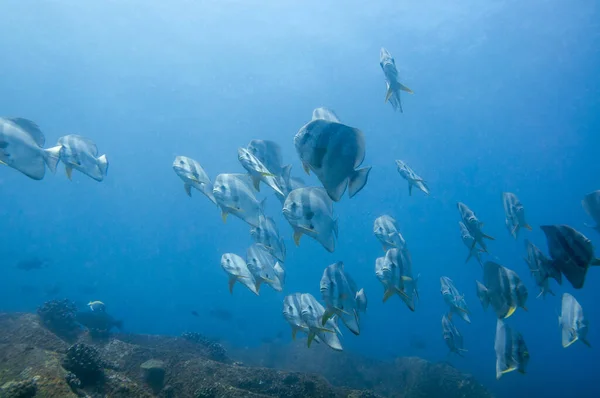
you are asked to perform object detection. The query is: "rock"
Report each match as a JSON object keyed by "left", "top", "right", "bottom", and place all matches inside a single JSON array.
[
  {"left": 0, "top": 378, "right": 37, "bottom": 398},
  {"left": 140, "top": 359, "right": 166, "bottom": 393},
  {"left": 62, "top": 343, "right": 105, "bottom": 387}
]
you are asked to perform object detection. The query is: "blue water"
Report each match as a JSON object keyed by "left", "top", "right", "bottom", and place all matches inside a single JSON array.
[{"left": 1, "top": 1, "right": 598, "bottom": 397}]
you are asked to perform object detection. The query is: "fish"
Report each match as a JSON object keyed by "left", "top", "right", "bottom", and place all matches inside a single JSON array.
[
  {"left": 559, "top": 293, "right": 591, "bottom": 348},
  {"left": 172, "top": 155, "right": 217, "bottom": 204},
  {"left": 395, "top": 160, "right": 429, "bottom": 196},
  {"left": 0, "top": 117, "right": 61, "bottom": 180},
  {"left": 220, "top": 253, "right": 259, "bottom": 295},
  {"left": 494, "top": 320, "right": 529, "bottom": 379},
  {"left": 57, "top": 135, "right": 108, "bottom": 182},
  {"left": 250, "top": 215, "right": 286, "bottom": 262},
  {"left": 76, "top": 310, "right": 123, "bottom": 332},
  {"left": 373, "top": 215, "right": 408, "bottom": 252},
  {"left": 459, "top": 222, "right": 483, "bottom": 265},
  {"left": 312, "top": 107, "right": 341, "bottom": 123},
  {"left": 540, "top": 224, "right": 600, "bottom": 289},
  {"left": 440, "top": 277, "right": 471, "bottom": 324},
  {"left": 523, "top": 240, "right": 559, "bottom": 298},
  {"left": 246, "top": 243, "right": 284, "bottom": 292},
  {"left": 273, "top": 165, "right": 306, "bottom": 205},
  {"left": 502, "top": 192, "right": 532, "bottom": 239},
  {"left": 298, "top": 293, "right": 343, "bottom": 351},
  {"left": 247, "top": 139, "right": 284, "bottom": 177},
  {"left": 376, "top": 248, "right": 417, "bottom": 311},
  {"left": 320, "top": 262, "right": 364, "bottom": 335},
  {"left": 457, "top": 202, "right": 495, "bottom": 252},
  {"left": 582, "top": 190, "right": 600, "bottom": 233},
  {"left": 379, "top": 48, "right": 413, "bottom": 113},
  {"left": 191, "top": 311, "right": 199, "bottom": 317},
  {"left": 15, "top": 257, "right": 50, "bottom": 271},
  {"left": 87, "top": 301, "right": 105, "bottom": 312},
  {"left": 237, "top": 147, "right": 284, "bottom": 195},
  {"left": 213, "top": 173, "right": 265, "bottom": 227},
  {"left": 282, "top": 187, "right": 338, "bottom": 253},
  {"left": 294, "top": 118, "right": 371, "bottom": 201},
  {"left": 283, "top": 293, "right": 311, "bottom": 340},
  {"left": 476, "top": 261, "right": 528, "bottom": 319},
  {"left": 209, "top": 308, "right": 234, "bottom": 322},
  {"left": 442, "top": 314, "right": 467, "bottom": 357},
  {"left": 356, "top": 288, "right": 367, "bottom": 313}
]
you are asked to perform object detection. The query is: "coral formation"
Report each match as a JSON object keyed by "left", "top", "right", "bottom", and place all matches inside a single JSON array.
[
  {"left": 36, "top": 299, "right": 79, "bottom": 341},
  {"left": 181, "top": 332, "right": 229, "bottom": 362},
  {"left": 62, "top": 343, "right": 105, "bottom": 387}
]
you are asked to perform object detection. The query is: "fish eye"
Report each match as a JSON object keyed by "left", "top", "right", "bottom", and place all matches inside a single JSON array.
[
  {"left": 179, "top": 160, "right": 184, "bottom": 165},
  {"left": 309, "top": 223, "right": 315, "bottom": 229}
]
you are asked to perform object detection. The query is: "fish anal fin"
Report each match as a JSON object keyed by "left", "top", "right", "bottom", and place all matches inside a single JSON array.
[
  {"left": 398, "top": 82, "right": 414, "bottom": 94},
  {"left": 252, "top": 176, "right": 261, "bottom": 191},
  {"left": 228, "top": 278, "right": 236, "bottom": 294},
  {"left": 65, "top": 165, "right": 73, "bottom": 180},
  {"left": 293, "top": 230, "right": 303, "bottom": 246},
  {"left": 184, "top": 183, "right": 192, "bottom": 197}
]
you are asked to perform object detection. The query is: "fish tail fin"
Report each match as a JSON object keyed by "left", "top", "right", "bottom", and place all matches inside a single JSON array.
[
  {"left": 348, "top": 167, "right": 371, "bottom": 198},
  {"left": 97, "top": 154, "right": 109, "bottom": 176},
  {"left": 43, "top": 145, "right": 62, "bottom": 173}
]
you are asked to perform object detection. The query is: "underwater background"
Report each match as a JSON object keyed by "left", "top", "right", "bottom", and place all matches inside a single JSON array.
[{"left": 1, "top": 1, "right": 598, "bottom": 397}]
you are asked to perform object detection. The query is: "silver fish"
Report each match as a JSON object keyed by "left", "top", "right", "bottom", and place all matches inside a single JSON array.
[
  {"left": 312, "top": 107, "right": 341, "bottom": 123},
  {"left": 0, "top": 117, "right": 61, "bottom": 180},
  {"left": 246, "top": 244, "right": 284, "bottom": 292},
  {"left": 250, "top": 215, "right": 286, "bottom": 262},
  {"left": 582, "top": 190, "right": 600, "bottom": 233},
  {"left": 294, "top": 119, "right": 371, "bottom": 201},
  {"left": 540, "top": 224, "right": 600, "bottom": 289},
  {"left": 476, "top": 261, "right": 528, "bottom": 319},
  {"left": 379, "top": 48, "right": 413, "bottom": 113},
  {"left": 172, "top": 155, "right": 217, "bottom": 204},
  {"left": 374, "top": 215, "right": 408, "bottom": 252},
  {"left": 378, "top": 248, "right": 417, "bottom": 311},
  {"left": 502, "top": 192, "right": 532, "bottom": 239},
  {"left": 523, "top": 239, "right": 558, "bottom": 298},
  {"left": 320, "top": 262, "right": 364, "bottom": 335},
  {"left": 559, "top": 293, "right": 591, "bottom": 348},
  {"left": 459, "top": 222, "right": 483, "bottom": 265},
  {"left": 247, "top": 139, "right": 284, "bottom": 177},
  {"left": 273, "top": 164, "right": 306, "bottom": 205},
  {"left": 237, "top": 147, "right": 284, "bottom": 195},
  {"left": 495, "top": 320, "right": 529, "bottom": 379},
  {"left": 395, "top": 160, "right": 429, "bottom": 196},
  {"left": 282, "top": 187, "right": 338, "bottom": 253},
  {"left": 457, "top": 202, "right": 495, "bottom": 252},
  {"left": 57, "top": 135, "right": 108, "bottom": 182},
  {"left": 442, "top": 314, "right": 467, "bottom": 357},
  {"left": 220, "top": 253, "right": 258, "bottom": 295},
  {"left": 298, "top": 293, "right": 343, "bottom": 351},
  {"left": 440, "top": 277, "right": 471, "bottom": 324},
  {"left": 213, "top": 173, "right": 264, "bottom": 227},
  {"left": 283, "top": 293, "right": 310, "bottom": 340}
]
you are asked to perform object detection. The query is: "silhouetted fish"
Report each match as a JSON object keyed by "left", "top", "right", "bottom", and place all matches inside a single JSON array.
[
  {"left": 209, "top": 308, "right": 233, "bottom": 322},
  {"left": 191, "top": 310, "right": 199, "bottom": 317},
  {"left": 16, "top": 257, "right": 49, "bottom": 271},
  {"left": 76, "top": 311, "right": 123, "bottom": 331}
]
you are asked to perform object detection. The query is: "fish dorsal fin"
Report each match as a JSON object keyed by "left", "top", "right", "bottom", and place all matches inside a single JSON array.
[{"left": 8, "top": 118, "right": 45, "bottom": 146}]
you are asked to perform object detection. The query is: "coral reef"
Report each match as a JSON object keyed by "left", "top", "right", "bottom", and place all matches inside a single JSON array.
[
  {"left": 62, "top": 343, "right": 105, "bottom": 387},
  {"left": 36, "top": 299, "right": 79, "bottom": 341},
  {"left": 0, "top": 312, "right": 493, "bottom": 398}
]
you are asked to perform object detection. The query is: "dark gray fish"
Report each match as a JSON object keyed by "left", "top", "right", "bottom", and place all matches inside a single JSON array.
[
  {"left": 457, "top": 202, "right": 495, "bottom": 251},
  {"left": 373, "top": 215, "right": 407, "bottom": 252},
  {"left": 442, "top": 314, "right": 466, "bottom": 357},
  {"left": 247, "top": 139, "right": 284, "bottom": 176},
  {"left": 237, "top": 147, "right": 284, "bottom": 195},
  {"left": 459, "top": 222, "right": 483, "bottom": 265},
  {"left": 396, "top": 160, "right": 429, "bottom": 196},
  {"left": 379, "top": 48, "right": 413, "bottom": 113},
  {"left": 57, "top": 135, "right": 108, "bottom": 182},
  {"left": 540, "top": 225, "right": 600, "bottom": 289},
  {"left": 213, "top": 173, "right": 265, "bottom": 227},
  {"left": 559, "top": 293, "right": 591, "bottom": 348},
  {"left": 15, "top": 257, "right": 49, "bottom": 271},
  {"left": 523, "top": 239, "right": 559, "bottom": 298},
  {"left": 320, "top": 262, "right": 365, "bottom": 335},
  {"left": 273, "top": 165, "right": 306, "bottom": 205},
  {"left": 246, "top": 243, "right": 284, "bottom": 292},
  {"left": 298, "top": 293, "right": 343, "bottom": 351},
  {"left": 502, "top": 192, "right": 532, "bottom": 239},
  {"left": 0, "top": 117, "right": 61, "bottom": 180},
  {"left": 250, "top": 215, "right": 286, "bottom": 262},
  {"left": 173, "top": 155, "right": 217, "bottom": 204},
  {"left": 76, "top": 311, "right": 123, "bottom": 331},
  {"left": 220, "top": 253, "right": 258, "bottom": 295},
  {"left": 377, "top": 248, "right": 418, "bottom": 311},
  {"left": 476, "top": 261, "right": 528, "bottom": 319},
  {"left": 582, "top": 190, "right": 600, "bottom": 233},
  {"left": 495, "top": 320, "right": 529, "bottom": 379},
  {"left": 294, "top": 119, "right": 371, "bottom": 201}
]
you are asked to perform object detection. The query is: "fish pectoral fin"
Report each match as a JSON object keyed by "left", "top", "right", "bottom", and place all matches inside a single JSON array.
[
  {"left": 221, "top": 211, "right": 228, "bottom": 223},
  {"left": 398, "top": 82, "right": 414, "bottom": 94},
  {"left": 483, "top": 233, "right": 495, "bottom": 241},
  {"left": 293, "top": 230, "right": 303, "bottom": 246},
  {"left": 184, "top": 183, "right": 192, "bottom": 197},
  {"left": 228, "top": 278, "right": 236, "bottom": 294},
  {"left": 65, "top": 165, "right": 73, "bottom": 181},
  {"left": 302, "top": 163, "right": 311, "bottom": 175},
  {"left": 384, "top": 83, "right": 394, "bottom": 103},
  {"left": 252, "top": 176, "right": 261, "bottom": 191}
]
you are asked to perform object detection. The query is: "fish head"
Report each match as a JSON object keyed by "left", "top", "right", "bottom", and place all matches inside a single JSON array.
[
  {"left": 282, "top": 191, "right": 304, "bottom": 222},
  {"left": 220, "top": 253, "right": 244, "bottom": 275},
  {"left": 283, "top": 295, "right": 303, "bottom": 326},
  {"left": 172, "top": 156, "right": 194, "bottom": 177},
  {"left": 237, "top": 147, "right": 258, "bottom": 171},
  {"left": 213, "top": 175, "right": 241, "bottom": 210}
]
